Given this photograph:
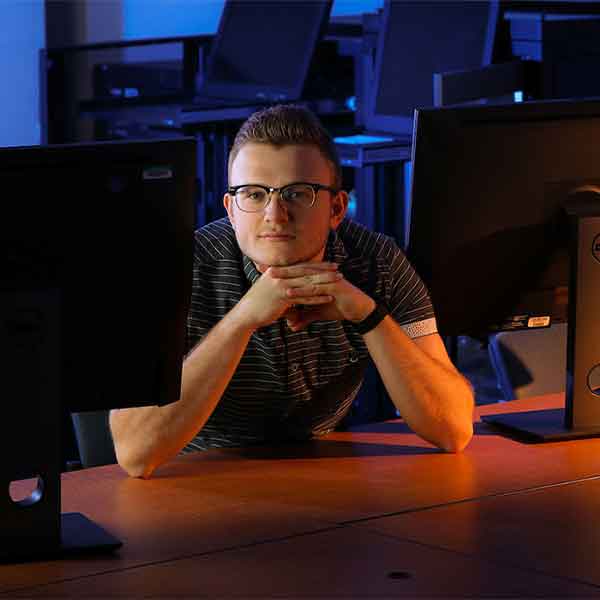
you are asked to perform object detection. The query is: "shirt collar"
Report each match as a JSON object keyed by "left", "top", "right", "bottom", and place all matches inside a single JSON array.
[
  {"left": 242, "top": 226, "right": 349, "bottom": 286},
  {"left": 242, "top": 254, "right": 262, "bottom": 285}
]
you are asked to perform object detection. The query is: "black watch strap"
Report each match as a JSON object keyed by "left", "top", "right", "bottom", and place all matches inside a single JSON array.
[{"left": 354, "top": 303, "right": 389, "bottom": 335}]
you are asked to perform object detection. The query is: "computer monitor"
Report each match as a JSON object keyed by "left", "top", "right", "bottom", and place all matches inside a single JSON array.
[
  {"left": 366, "top": 0, "right": 499, "bottom": 135},
  {"left": 0, "top": 138, "right": 196, "bottom": 561},
  {"left": 407, "top": 98, "right": 600, "bottom": 441},
  {"left": 199, "top": 0, "right": 332, "bottom": 102}
]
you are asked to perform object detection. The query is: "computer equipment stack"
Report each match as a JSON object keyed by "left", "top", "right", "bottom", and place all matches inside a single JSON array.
[{"left": 335, "top": 0, "right": 499, "bottom": 253}]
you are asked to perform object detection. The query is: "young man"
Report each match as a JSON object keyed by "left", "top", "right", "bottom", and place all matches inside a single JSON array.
[{"left": 111, "top": 105, "right": 474, "bottom": 478}]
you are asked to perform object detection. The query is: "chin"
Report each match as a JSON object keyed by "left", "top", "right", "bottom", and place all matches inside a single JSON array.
[
  {"left": 249, "top": 250, "right": 312, "bottom": 270},
  {"left": 245, "top": 240, "right": 327, "bottom": 270},
  {"left": 258, "top": 255, "right": 298, "bottom": 268}
]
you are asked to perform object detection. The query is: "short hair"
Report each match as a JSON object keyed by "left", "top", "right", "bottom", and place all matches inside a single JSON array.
[{"left": 228, "top": 104, "right": 342, "bottom": 190}]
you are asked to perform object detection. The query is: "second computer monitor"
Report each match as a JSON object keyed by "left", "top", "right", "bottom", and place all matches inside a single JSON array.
[
  {"left": 407, "top": 98, "right": 600, "bottom": 339},
  {"left": 0, "top": 138, "right": 197, "bottom": 413},
  {"left": 200, "top": 0, "right": 332, "bottom": 102},
  {"left": 366, "top": 0, "right": 498, "bottom": 135}
]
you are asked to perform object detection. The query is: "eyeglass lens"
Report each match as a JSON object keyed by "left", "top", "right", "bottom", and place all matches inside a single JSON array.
[{"left": 234, "top": 184, "right": 315, "bottom": 212}]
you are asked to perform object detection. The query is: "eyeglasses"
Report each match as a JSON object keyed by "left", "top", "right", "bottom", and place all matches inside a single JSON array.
[{"left": 227, "top": 182, "right": 338, "bottom": 213}]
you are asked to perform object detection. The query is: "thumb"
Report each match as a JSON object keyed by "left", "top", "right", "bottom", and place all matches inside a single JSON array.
[{"left": 286, "top": 305, "right": 328, "bottom": 331}]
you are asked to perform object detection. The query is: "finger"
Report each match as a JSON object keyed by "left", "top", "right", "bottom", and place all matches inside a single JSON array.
[
  {"left": 287, "top": 295, "right": 333, "bottom": 305},
  {"left": 286, "top": 280, "right": 339, "bottom": 297},
  {"left": 268, "top": 262, "right": 338, "bottom": 279},
  {"left": 286, "top": 271, "right": 343, "bottom": 289}
]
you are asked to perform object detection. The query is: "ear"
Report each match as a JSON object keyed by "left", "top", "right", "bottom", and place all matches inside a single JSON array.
[
  {"left": 329, "top": 190, "right": 348, "bottom": 230},
  {"left": 223, "top": 193, "right": 235, "bottom": 228}
]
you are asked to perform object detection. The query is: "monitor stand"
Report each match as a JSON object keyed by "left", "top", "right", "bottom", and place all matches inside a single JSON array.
[
  {"left": 61, "top": 513, "right": 122, "bottom": 558},
  {"left": 0, "top": 290, "right": 122, "bottom": 563},
  {"left": 482, "top": 189, "right": 600, "bottom": 442},
  {"left": 481, "top": 408, "right": 600, "bottom": 442}
]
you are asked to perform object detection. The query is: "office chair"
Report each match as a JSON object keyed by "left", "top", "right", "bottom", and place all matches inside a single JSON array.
[
  {"left": 487, "top": 323, "right": 567, "bottom": 401},
  {"left": 71, "top": 411, "right": 117, "bottom": 468}
]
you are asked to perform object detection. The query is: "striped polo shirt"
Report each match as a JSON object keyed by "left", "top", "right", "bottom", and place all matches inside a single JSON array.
[{"left": 183, "top": 217, "right": 437, "bottom": 451}]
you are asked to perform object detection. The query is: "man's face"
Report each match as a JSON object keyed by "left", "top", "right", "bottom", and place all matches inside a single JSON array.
[{"left": 224, "top": 143, "right": 347, "bottom": 270}]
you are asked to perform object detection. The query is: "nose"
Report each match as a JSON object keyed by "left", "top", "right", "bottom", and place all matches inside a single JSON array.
[{"left": 263, "top": 190, "right": 289, "bottom": 223}]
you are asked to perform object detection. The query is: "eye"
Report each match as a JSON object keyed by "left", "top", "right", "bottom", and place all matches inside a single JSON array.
[
  {"left": 282, "top": 185, "right": 313, "bottom": 204},
  {"left": 238, "top": 187, "right": 267, "bottom": 202}
]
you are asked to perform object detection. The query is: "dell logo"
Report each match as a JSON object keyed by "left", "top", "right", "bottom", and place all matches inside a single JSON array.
[{"left": 594, "top": 234, "right": 600, "bottom": 264}]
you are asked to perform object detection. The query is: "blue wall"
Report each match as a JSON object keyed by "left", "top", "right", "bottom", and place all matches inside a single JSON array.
[
  {"left": 123, "top": 0, "right": 223, "bottom": 38},
  {"left": 121, "top": 0, "right": 382, "bottom": 62},
  {"left": 0, "top": 0, "right": 45, "bottom": 147},
  {"left": 122, "top": 0, "right": 383, "bottom": 39}
]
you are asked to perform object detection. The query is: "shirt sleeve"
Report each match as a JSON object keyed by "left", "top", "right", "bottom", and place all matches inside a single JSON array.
[
  {"left": 385, "top": 243, "right": 438, "bottom": 339},
  {"left": 185, "top": 246, "right": 208, "bottom": 354},
  {"left": 185, "top": 234, "right": 223, "bottom": 354}
]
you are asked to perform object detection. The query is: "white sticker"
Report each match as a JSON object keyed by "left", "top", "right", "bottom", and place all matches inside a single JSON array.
[{"left": 527, "top": 316, "right": 551, "bottom": 328}]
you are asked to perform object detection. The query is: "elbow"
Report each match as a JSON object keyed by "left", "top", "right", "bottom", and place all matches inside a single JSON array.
[
  {"left": 110, "top": 411, "right": 158, "bottom": 478},
  {"left": 114, "top": 443, "right": 157, "bottom": 479},
  {"left": 119, "top": 456, "right": 156, "bottom": 479},
  {"left": 440, "top": 382, "right": 475, "bottom": 453},
  {"left": 438, "top": 415, "right": 473, "bottom": 453},
  {"left": 440, "top": 422, "right": 473, "bottom": 453}
]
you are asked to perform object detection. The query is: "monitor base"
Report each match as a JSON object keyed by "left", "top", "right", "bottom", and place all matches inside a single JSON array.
[
  {"left": 482, "top": 408, "right": 600, "bottom": 442},
  {"left": 0, "top": 512, "right": 122, "bottom": 564},
  {"left": 61, "top": 512, "right": 123, "bottom": 556}
]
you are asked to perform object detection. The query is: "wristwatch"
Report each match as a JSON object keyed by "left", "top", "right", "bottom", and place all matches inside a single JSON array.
[{"left": 354, "top": 303, "right": 389, "bottom": 335}]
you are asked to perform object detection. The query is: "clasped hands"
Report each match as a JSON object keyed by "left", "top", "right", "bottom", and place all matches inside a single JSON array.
[{"left": 238, "top": 261, "right": 375, "bottom": 332}]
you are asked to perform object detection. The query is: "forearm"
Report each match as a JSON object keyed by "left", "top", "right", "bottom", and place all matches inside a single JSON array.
[
  {"left": 110, "top": 305, "right": 253, "bottom": 478},
  {"left": 110, "top": 262, "right": 341, "bottom": 478},
  {"left": 364, "top": 317, "right": 474, "bottom": 452}
]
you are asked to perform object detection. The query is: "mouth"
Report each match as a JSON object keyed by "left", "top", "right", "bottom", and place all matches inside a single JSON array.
[{"left": 258, "top": 233, "right": 295, "bottom": 241}]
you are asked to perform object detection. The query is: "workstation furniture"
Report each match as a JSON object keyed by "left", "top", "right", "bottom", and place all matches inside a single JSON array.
[
  {"left": 40, "top": 33, "right": 212, "bottom": 145},
  {"left": 41, "top": 11, "right": 359, "bottom": 147},
  {"left": 4, "top": 394, "right": 600, "bottom": 596},
  {"left": 434, "top": 11, "right": 600, "bottom": 105}
]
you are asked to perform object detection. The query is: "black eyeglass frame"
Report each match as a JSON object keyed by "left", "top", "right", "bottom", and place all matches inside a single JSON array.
[{"left": 226, "top": 181, "right": 339, "bottom": 212}]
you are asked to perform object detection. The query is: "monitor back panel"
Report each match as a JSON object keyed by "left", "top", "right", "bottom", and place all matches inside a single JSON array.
[
  {"left": 0, "top": 139, "right": 196, "bottom": 411},
  {"left": 366, "top": 0, "right": 499, "bottom": 135},
  {"left": 199, "top": 0, "right": 332, "bottom": 102}
]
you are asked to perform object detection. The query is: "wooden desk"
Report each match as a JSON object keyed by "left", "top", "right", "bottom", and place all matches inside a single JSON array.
[
  {"left": 353, "top": 476, "right": 600, "bottom": 591},
  {"left": 9, "top": 525, "right": 598, "bottom": 597},
  {"left": 3, "top": 394, "right": 600, "bottom": 597}
]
